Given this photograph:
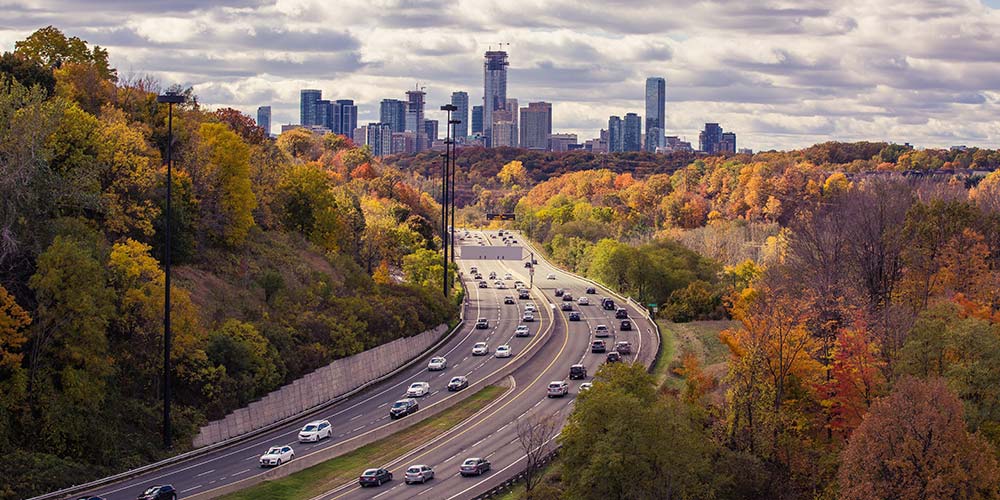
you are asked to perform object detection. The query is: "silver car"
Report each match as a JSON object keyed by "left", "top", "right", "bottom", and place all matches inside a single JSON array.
[{"left": 405, "top": 464, "right": 435, "bottom": 484}]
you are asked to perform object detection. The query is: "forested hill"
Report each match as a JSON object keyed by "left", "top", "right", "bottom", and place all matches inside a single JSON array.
[{"left": 0, "top": 27, "right": 455, "bottom": 499}]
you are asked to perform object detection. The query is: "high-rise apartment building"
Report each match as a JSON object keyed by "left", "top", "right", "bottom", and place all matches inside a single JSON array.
[
  {"left": 483, "top": 50, "right": 509, "bottom": 147},
  {"left": 380, "top": 99, "right": 406, "bottom": 133},
  {"left": 645, "top": 77, "right": 666, "bottom": 152},
  {"left": 256, "top": 106, "right": 271, "bottom": 136},
  {"left": 720, "top": 132, "right": 737, "bottom": 154},
  {"left": 315, "top": 99, "right": 331, "bottom": 130},
  {"left": 623, "top": 113, "right": 642, "bottom": 152},
  {"left": 699, "top": 123, "right": 724, "bottom": 153},
  {"left": 490, "top": 109, "right": 517, "bottom": 147},
  {"left": 504, "top": 98, "right": 519, "bottom": 148},
  {"left": 471, "top": 105, "right": 484, "bottom": 135},
  {"left": 424, "top": 119, "right": 439, "bottom": 144},
  {"left": 608, "top": 116, "right": 623, "bottom": 153},
  {"left": 519, "top": 102, "right": 552, "bottom": 150},
  {"left": 367, "top": 122, "right": 393, "bottom": 157},
  {"left": 300, "top": 89, "right": 322, "bottom": 126},
  {"left": 405, "top": 89, "right": 426, "bottom": 152},
  {"left": 451, "top": 91, "right": 469, "bottom": 141},
  {"left": 332, "top": 99, "right": 357, "bottom": 136}
]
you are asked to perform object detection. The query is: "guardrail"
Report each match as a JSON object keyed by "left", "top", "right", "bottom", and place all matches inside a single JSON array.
[
  {"left": 31, "top": 281, "right": 471, "bottom": 500},
  {"left": 472, "top": 447, "right": 561, "bottom": 500}
]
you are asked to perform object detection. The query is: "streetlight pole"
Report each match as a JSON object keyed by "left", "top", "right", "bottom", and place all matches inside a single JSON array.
[
  {"left": 440, "top": 104, "right": 457, "bottom": 297},
  {"left": 449, "top": 117, "right": 460, "bottom": 263},
  {"left": 156, "top": 91, "right": 184, "bottom": 450}
]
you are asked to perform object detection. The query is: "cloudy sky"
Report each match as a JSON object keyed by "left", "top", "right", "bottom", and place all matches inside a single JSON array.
[{"left": 3, "top": 0, "right": 1000, "bottom": 150}]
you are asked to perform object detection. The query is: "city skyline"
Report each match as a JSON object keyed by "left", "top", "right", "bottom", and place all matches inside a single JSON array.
[{"left": 3, "top": 1, "right": 1000, "bottom": 150}]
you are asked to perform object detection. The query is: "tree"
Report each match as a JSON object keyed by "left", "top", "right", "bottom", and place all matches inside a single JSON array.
[
  {"left": 193, "top": 122, "right": 257, "bottom": 247},
  {"left": 516, "top": 412, "right": 558, "bottom": 498},
  {"left": 214, "top": 107, "right": 265, "bottom": 145},
  {"left": 822, "top": 325, "right": 885, "bottom": 438},
  {"left": 0, "top": 51, "right": 55, "bottom": 95},
  {"left": 497, "top": 159, "right": 528, "bottom": 186},
  {"left": 94, "top": 107, "right": 160, "bottom": 239},
  {"left": 206, "top": 319, "right": 282, "bottom": 407},
  {"left": 839, "top": 377, "right": 1000, "bottom": 500},
  {"left": 14, "top": 26, "right": 116, "bottom": 81},
  {"left": 275, "top": 127, "right": 321, "bottom": 160},
  {"left": 0, "top": 285, "right": 30, "bottom": 446}
]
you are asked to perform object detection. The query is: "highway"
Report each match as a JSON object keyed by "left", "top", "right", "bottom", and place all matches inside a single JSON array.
[{"left": 79, "top": 229, "right": 657, "bottom": 499}]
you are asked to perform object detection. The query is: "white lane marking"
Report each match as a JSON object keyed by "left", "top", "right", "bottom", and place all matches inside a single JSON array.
[
  {"left": 182, "top": 485, "right": 202, "bottom": 493},
  {"left": 350, "top": 413, "right": 363, "bottom": 421},
  {"left": 377, "top": 402, "right": 388, "bottom": 409},
  {"left": 232, "top": 468, "right": 251, "bottom": 476},
  {"left": 195, "top": 469, "right": 216, "bottom": 477},
  {"left": 352, "top": 425, "right": 365, "bottom": 432}
]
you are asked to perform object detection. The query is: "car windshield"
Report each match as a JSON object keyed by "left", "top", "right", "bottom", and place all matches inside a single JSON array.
[
  {"left": 392, "top": 401, "right": 406, "bottom": 408},
  {"left": 363, "top": 469, "right": 378, "bottom": 476},
  {"left": 410, "top": 383, "right": 422, "bottom": 388},
  {"left": 463, "top": 459, "right": 478, "bottom": 465},
  {"left": 475, "top": 343, "right": 486, "bottom": 348},
  {"left": 267, "top": 447, "right": 281, "bottom": 454},
  {"left": 303, "top": 425, "right": 317, "bottom": 431},
  {"left": 142, "top": 487, "right": 159, "bottom": 495}
]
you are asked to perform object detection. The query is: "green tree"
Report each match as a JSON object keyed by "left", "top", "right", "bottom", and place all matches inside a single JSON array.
[
  {"left": 0, "top": 51, "right": 55, "bottom": 95},
  {"left": 206, "top": 319, "right": 282, "bottom": 407},
  {"left": 14, "top": 26, "right": 115, "bottom": 81}
]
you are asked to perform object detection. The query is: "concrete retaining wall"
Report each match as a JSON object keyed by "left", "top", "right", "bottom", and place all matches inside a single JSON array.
[{"left": 192, "top": 324, "right": 449, "bottom": 448}]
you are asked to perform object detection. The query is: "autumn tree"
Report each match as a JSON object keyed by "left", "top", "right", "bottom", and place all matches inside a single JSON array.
[
  {"left": 822, "top": 325, "right": 885, "bottom": 438},
  {"left": 839, "top": 377, "right": 1000, "bottom": 500},
  {"left": 0, "top": 285, "right": 30, "bottom": 446},
  {"left": 516, "top": 412, "right": 558, "bottom": 498},
  {"left": 94, "top": 107, "right": 160, "bottom": 238},
  {"left": 497, "top": 159, "right": 528, "bottom": 186},
  {"left": 214, "top": 107, "right": 265, "bottom": 145},
  {"left": 14, "top": 26, "right": 115, "bottom": 81},
  {"left": 192, "top": 122, "right": 257, "bottom": 247}
]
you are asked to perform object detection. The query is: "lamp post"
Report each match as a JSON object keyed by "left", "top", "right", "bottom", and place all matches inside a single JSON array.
[
  {"left": 440, "top": 104, "right": 457, "bottom": 297},
  {"left": 448, "top": 117, "right": 460, "bottom": 263},
  {"left": 156, "top": 91, "right": 184, "bottom": 449}
]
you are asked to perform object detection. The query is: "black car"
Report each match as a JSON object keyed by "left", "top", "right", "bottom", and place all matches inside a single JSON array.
[
  {"left": 359, "top": 468, "right": 393, "bottom": 487},
  {"left": 602, "top": 298, "right": 616, "bottom": 311},
  {"left": 569, "top": 311, "right": 581, "bottom": 321},
  {"left": 562, "top": 294, "right": 574, "bottom": 302},
  {"left": 389, "top": 399, "right": 419, "bottom": 419},
  {"left": 615, "top": 307, "right": 629, "bottom": 319},
  {"left": 504, "top": 296, "right": 515, "bottom": 304},
  {"left": 460, "top": 457, "right": 492, "bottom": 476},
  {"left": 137, "top": 485, "right": 176, "bottom": 500},
  {"left": 569, "top": 364, "right": 587, "bottom": 380},
  {"left": 554, "top": 288, "right": 564, "bottom": 297},
  {"left": 591, "top": 340, "right": 607, "bottom": 353},
  {"left": 586, "top": 287, "right": 597, "bottom": 294},
  {"left": 79, "top": 497, "right": 107, "bottom": 500},
  {"left": 476, "top": 318, "right": 489, "bottom": 329},
  {"left": 620, "top": 319, "right": 632, "bottom": 331},
  {"left": 519, "top": 289, "right": 531, "bottom": 299},
  {"left": 606, "top": 351, "right": 622, "bottom": 363},
  {"left": 525, "top": 262, "right": 532, "bottom": 268},
  {"left": 447, "top": 376, "right": 469, "bottom": 391},
  {"left": 478, "top": 281, "right": 488, "bottom": 288},
  {"left": 561, "top": 302, "right": 573, "bottom": 311}
]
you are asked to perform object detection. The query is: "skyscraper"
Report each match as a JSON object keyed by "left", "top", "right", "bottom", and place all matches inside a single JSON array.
[
  {"left": 332, "top": 99, "right": 357, "bottom": 135},
  {"left": 520, "top": 102, "right": 552, "bottom": 150},
  {"left": 483, "top": 50, "right": 509, "bottom": 147},
  {"left": 608, "top": 116, "right": 623, "bottom": 153},
  {"left": 367, "top": 123, "right": 393, "bottom": 157},
  {"left": 405, "top": 89, "right": 426, "bottom": 152},
  {"left": 504, "top": 98, "right": 519, "bottom": 148},
  {"left": 300, "top": 89, "right": 321, "bottom": 126},
  {"left": 424, "top": 119, "right": 439, "bottom": 144},
  {"left": 315, "top": 99, "right": 331, "bottom": 130},
  {"left": 624, "top": 113, "right": 642, "bottom": 151},
  {"left": 699, "top": 123, "right": 723, "bottom": 153},
  {"left": 380, "top": 99, "right": 406, "bottom": 133},
  {"left": 645, "top": 77, "right": 666, "bottom": 152},
  {"left": 256, "top": 106, "right": 271, "bottom": 136},
  {"left": 471, "top": 105, "right": 484, "bottom": 135},
  {"left": 451, "top": 91, "right": 469, "bottom": 141},
  {"left": 720, "top": 132, "right": 737, "bottom": 154}
]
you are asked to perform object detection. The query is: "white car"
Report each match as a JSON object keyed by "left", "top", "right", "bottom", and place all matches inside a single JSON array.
[
  {"left": 524, "top": 303, "right": 537, "bottom": 313},
  {"left": 547, "top": 380, "right": 569, "bottom": 397},
  {"left": 504, "top": 273, "right": 513, "bottom": 280},
  {"left": 405, "top": 464, "right": 435, "bottom": 484},
  {"left": 407, "top": 382, "right": 431, "bottom": 397},
  {"left": 515, "top": 325, "right": 530, "bottom": 337},
  {"left": 495, "top": 345, "right": 512, "bottom": 358},
  {"left": 472, "top": 342, "right": 489, "bottom": 356},
  {"left": 522, "top": 312, "right": 535, "bottom": 322},
  {"left": 298, "top": 420, "right": 332, "bottom": 442},
  {"left": 580, "top": 382, "right": 593, "bottom": 391},
  {"left": 595, "top": 325, "right": 610, "bottom": 337},
  {"left": 428, "top": 357, "right": 447, "bottom": 371},
  {"left": 547, "top": 273, "right": 556, "bottom": 280},
  {"left": 578, "top": 296, "right": 590, "bottom": 305},
  {"left": 497, "top": 282, "right": 507, "bottom": 289},
  {"left": 259, "top": 445, "right": 294, "bottom": 467}
]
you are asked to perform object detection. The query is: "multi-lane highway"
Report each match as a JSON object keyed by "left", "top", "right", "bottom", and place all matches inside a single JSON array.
[{"left": 75, "top": 229, "right": 656, "bottom": 499}]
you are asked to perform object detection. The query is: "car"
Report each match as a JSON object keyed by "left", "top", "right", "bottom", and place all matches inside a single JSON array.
[
  {"left": 562, "top": 293, "right": 574, "bottom": 302},
  {"left": 405, "top": 464, "right": 435, "bottom": 484},
  {"left": 460, "top": 457, "right": 492, "bottom": 476},
  {"left": 407, "top": 382, "right": 430, "bottom": 397},
  {"left": 514, "top": 280, "right": 524, "bottom": 288},
  {"left": 569, "top": 364, "right": 587, "bottom": 380},
  {"left": 259, "top": 445, "right": 294, "bottom": 467},
  {"left": 620, "top": 319, "right": 632, "bottom": 331},
  {"left": 389, "top": 398, "right": 419, "bottom": 419},
  {"left": 298, "top": 419, "right": 332, "bottom": 442},
  {"left": 523, "top": 312, "right": 535, "bottom": 322},
  {"left": 504, "top": 273, "right": 513, "bottom": 280},
  {"left": 472, "top": 342, "right": 489, "bottom": 356},
  {"left": 606, "top": 351, "right": 622, "bottom": 363},
  {"left": 359, "top": 468, "right": 393, "bottom": 487},
  {"left": 580, "top": 382, "right": 593, "bottom": 391},
  {"left": 518, "top": 289, "right": 531, "bottom": 299},
  {"left": 495, "top": 344, "right": 512, "bottom": 358},
  {"left": 473, "top": 273, "right": 483, "bottom": 280},
  {"left": 525, "top": 303, "right": 537, "bottom": 313},
  {"left": 561, "top": 302, "right": 573, "bottom": 311},
  {"left": 489, "top": 272, "right": 497, "bottom": 279},
  {"left": 615, "top": 341, "right": 632, "bottom": 355},
  {"left": 554, "top": 288, "right": 564, "bottom": 297},
  {"left": 448, "top": 376, "right": 469, "bottom": 391},
  {"left": 602, "top": 298, "right": 616, "bottom": 310},
  {"left": 515, "top": 325, "right": 531, "bottom": 337},
  {"left": 78, "top": 497, "right": 107, "bottom": 500},
  {"left": 136, "top": 485, "right": 176, "bottom": 500},
  {"left": 547, "top": 273, "right": 556, "bottom": 280},
  {"left": 470, "top": 266, "right": 478, "bottom": 274},
  {"left": 616, "top": 307, "right": 629, "bottom": 319},
  {"left": 547, "top": 380, "right": 570, "bottom": 397},
  {"left": 578, "top": 296, "right": 590, "bottom": 305},
  {"left": 595, "top": 325, "right": 610, "bottom": 337},
  {"left": 525, "top": 261, "right": 533, "bottom": 268},
  {"left": 569, "top": 311, "right": 581, "bottom": 321},
  {"left": 478, "top": 281, "right": 488, "bottom": 288},
  {"left": 592, "top": 340, "right": 607, "bottom": 353},
  {"left": 532, "top": 258, "right": 538, "bottom": 264},
  {"left": 427, "top": 357, "right": 447, "bottom": 371},
  {"left": 504, "top": 295, "right": 515, "bottom": 304},
  {"left": 497, "top": 282, "right": 507, "bottom": 289},
  {"left": 586, "top": 287, "right": 597, "bottom": 294},
  {"left": 511, "top": 239, "right": 518, "bottom": 243},
  {"left": 476, "top": 318, "right": 489, "bottom": 329}
]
